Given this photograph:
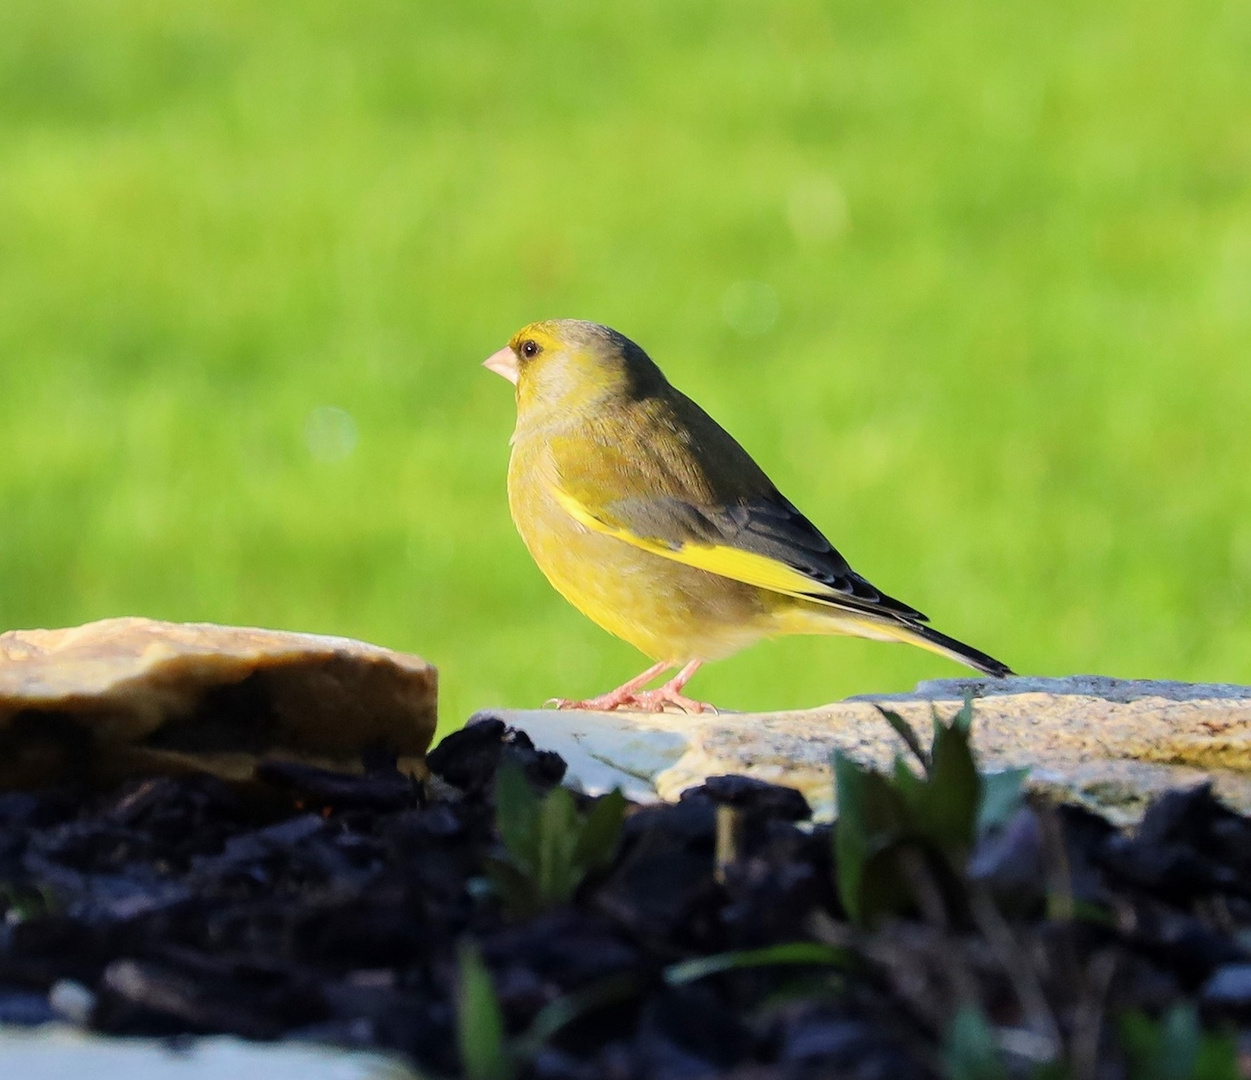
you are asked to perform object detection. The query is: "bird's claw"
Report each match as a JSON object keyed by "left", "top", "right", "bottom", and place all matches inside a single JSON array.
[{"left": 544, "top": 696, "right": 584, "bottom": 709}]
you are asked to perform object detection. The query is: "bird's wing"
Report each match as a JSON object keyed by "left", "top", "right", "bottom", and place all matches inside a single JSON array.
[
  {"left": 550, "top": 401, "right": 927, "bottom": 623},
  {"left": 553, "top": 485, "right": 926, "bottom": 622}
]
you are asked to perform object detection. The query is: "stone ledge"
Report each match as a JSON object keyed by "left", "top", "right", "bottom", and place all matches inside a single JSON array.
[
  {"left": 477, "top": 676, "right": 1251, "bottom": 824},
  {"left": 0, "top": 617, "right": 438, "bottom": 789}
]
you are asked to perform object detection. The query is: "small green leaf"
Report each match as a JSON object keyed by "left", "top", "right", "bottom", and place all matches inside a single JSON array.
[
  {"left": 0, "top": 882, "right": 57, "bottom": 922},
  {"left": 1160, "top": 1005, "right": 1202, "bottom": 1075},
  {"left": 943, "top": 1004, "right": 1008, "bottom": 1080},
  {"left": 456, "top": 941, "right": 513, "bottom": 1080},
  {"left": 859, "top": 768, "right": 913, "bottom": 846},
  {"left": 833, "top": 750, "right": 913, "bottom": 926},
  {"left": 491, "top": 768, "right": 628, "bottom": 916},
  {"left": 921, "top": 714, "right": 981, "bottom": 856},
  {"left": 1193, "top": 1033, "right": 1241, "bottom": 1080},
  {"left": 483, "top": 857, "right": 543, "bottom": 919},
  {"left": 494, "top": 760, "right": 541, "bottom": 876},
  {"left": 833, "top": 751, "right": 870, "bottom": 924},
  {"left": 664, "top": 942, "right": 851, "bottom": 985},
  {"left": 1068, "top": 898, "right": 1116, "bottom": 927},
  {"left": 537, "top": 784, "right": 581, "bottom": 901},
  {"left": 571, "top": 788, "right": 627, "bottom": 872},
  {"left": 855, "top": 841, "right": 921, "bottom": 927},
  {"left": 1119, "top": 1005, "right": 1239, "bottom": 1080},
  {"left": 977, "top": 768, "right": 1030, "bottom": 832},
  {"left": 876, "top": 707, "right": 930, "bottom": 772},
  {"left": 515, "top": 973, "right": 640, "bottom": 1057},
  {"left": 836, "top": 698, "right": 1032, "bottom": 928},
  {"left": 892, "top": 755, "right": 926, "bottom": 813},
  {"left": 952, "top": 695, "right": 975, "bottom": 734}
]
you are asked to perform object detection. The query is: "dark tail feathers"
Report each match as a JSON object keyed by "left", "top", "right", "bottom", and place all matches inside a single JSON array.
[{"left": 904, "top": 621, "right": 1014, "bottom": 678}]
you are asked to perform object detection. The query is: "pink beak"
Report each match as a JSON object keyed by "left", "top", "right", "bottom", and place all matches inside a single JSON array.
[{"left": 483, "top": 346, "right": 519, "bottom": 385}]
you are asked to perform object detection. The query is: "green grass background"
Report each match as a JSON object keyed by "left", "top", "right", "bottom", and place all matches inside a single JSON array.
[{"left": 1, "top": 0, "right": 1248, "bottom": 734}]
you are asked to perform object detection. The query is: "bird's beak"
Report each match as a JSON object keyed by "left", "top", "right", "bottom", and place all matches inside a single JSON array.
[{"left": 482, "top": 346, "right": 519, "bottom": 385}]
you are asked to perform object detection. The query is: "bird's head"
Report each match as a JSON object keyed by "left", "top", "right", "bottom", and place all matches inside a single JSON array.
[{"left": 483, "top": 319, "right": 666, "bottom": 420}]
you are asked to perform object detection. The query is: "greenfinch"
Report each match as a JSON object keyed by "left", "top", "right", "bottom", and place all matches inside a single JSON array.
[{"left": 485, "top": 319, "right": 1012, "bottom": 712}]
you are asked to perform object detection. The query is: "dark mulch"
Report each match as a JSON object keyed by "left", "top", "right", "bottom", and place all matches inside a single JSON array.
[{"left": 2, "top": 714, "right": 1251, "bottom": 1078}]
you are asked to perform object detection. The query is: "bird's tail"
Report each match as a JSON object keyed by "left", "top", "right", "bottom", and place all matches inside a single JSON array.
[
  {"left": 874, "top": 619, "right": 1014, "bottom": 678},
  {"left": 777, "top": 601, "right": 1015, "bottom": 677}
]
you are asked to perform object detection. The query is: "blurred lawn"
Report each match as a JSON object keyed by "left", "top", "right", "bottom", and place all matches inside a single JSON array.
[{"left": 1, "top": 0, "right": 1248, "bottom": 735}]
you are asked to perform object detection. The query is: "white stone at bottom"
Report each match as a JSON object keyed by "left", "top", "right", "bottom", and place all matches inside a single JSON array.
[{"left": 0, "top": 1026, "right": 411, "bottom": 1079}]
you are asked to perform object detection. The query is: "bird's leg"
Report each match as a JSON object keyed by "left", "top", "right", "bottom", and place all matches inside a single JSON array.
[
  {"left": 626, "top": 660, "right": 713, "bottom": 714},
  {"left": 550, "top": 660, "right": 716, "bottom": 714},
  {"left": 548, "top": 661, "right": 672, "bottom": 711}
]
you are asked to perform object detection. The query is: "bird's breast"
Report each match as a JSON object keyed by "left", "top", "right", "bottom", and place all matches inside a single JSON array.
[{"left": 505, "top": 437, "right": 773, "bottom": 663}]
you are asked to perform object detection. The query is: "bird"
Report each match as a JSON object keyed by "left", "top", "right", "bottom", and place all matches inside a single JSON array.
[{"left": 484, "top": 319, "right": 1012, "bottom": 713}]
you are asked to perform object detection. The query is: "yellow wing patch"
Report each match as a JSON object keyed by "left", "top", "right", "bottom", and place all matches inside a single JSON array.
[{"left": 553, "top": 486, "right": 846, "bottom": 604}]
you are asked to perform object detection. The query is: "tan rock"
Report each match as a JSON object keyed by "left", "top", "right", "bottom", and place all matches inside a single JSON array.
[
  {"left": 0, "top": 617, "right": 437, "bottom": 789},
  {"left": 480, "top": 676, "right": 1251, "bottom": 824}
]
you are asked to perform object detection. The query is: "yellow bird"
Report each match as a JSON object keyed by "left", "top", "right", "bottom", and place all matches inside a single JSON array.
[{"left": 484, "top": 319, "right": 1012, "bottom": 712}]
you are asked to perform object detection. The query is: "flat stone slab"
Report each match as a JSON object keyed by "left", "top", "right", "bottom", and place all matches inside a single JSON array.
[
  {"left": 0, "top": 618, "right": 437, "bottom": 790},
  {"left": 478, "top": 676, "right": 1251, "bottom": 824}
]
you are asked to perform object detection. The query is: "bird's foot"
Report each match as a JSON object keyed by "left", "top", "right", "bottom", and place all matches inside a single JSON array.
[
  {"left": 547, "top": 688, "right": 716, "bottom": 715},
  {"left": 545, "top": 691, "right": 637, "bottom": 711},
  {"left": 624, "top": 686, "right": 717, "bottom": 714},
  {"left": 546, "top": 660, "right": 711, "bottom": 713}
]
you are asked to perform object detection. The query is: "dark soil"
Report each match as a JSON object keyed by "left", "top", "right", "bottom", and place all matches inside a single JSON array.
[{"left": 2, "top": 714, "right": 1251, "bottom": 1078}]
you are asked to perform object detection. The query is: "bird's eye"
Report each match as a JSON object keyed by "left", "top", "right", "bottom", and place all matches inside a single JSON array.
[{"left": 520, "top": 340, "right": 540, "bottom": 359}]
